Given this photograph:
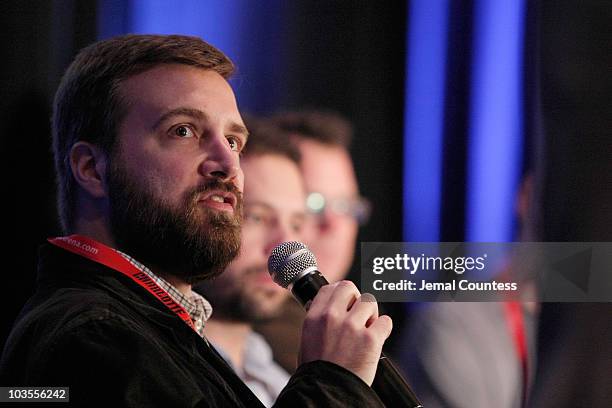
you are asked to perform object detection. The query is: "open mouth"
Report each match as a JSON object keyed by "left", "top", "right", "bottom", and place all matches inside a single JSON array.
[{"left": 198, "top": 191, "right": 236, "bottom": 212}]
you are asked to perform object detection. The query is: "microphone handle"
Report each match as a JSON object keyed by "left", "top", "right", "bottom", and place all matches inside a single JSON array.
[
  {"left": 373, "top": 355, "right": 423, "bottom": 407},
  {"left": 291, "top": 271, "right": 423, "bottom": 408},
  {"left": 290, "top": 270, "right": 328, "bottom": 305}
]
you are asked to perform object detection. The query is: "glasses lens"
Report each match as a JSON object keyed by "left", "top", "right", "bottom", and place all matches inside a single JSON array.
[
  {"left": 306, "top": 192, "right": 372, "bottom": 225},
  {"left": 306, "top": 192, "right": 326, "bottom": 213}
]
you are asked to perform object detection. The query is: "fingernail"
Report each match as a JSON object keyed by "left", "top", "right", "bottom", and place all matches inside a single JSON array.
[{"left": 360, "top": 292, "right": 377, "bottom": 303}]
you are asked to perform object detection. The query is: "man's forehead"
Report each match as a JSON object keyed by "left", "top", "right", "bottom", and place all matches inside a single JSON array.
[
  {"left": 118, "top": 64, "right": 241, "bottom": 121},
  {"left": 244, "top": 185, "right": 306, "bottom": 211},
  {"left": 299, "top": 150, "right": 358, "bottom": 196},
  {"left": 242, "top": 157, "right": 306, "bottom": 210}
]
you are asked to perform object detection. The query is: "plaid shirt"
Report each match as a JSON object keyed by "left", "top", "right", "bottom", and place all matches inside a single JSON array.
[{"left": 117, "top": 250, "right": 213, "bottom": 338}]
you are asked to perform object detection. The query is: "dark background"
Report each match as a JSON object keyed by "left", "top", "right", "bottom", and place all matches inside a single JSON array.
[{"left": 1, "top": 1, "right": 610, "bottom": 406}]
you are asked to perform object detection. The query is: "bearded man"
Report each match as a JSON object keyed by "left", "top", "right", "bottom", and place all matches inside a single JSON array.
[{"left": 0, "top": 34, "right": 392, "bottom": 407}]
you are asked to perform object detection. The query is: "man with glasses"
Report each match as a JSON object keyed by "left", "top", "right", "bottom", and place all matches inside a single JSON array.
[{"left": 255, "top": 110, "right": 371, "bottom": 373}]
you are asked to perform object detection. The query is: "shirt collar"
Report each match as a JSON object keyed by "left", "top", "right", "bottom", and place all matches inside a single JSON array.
[{"left": 115, "top": 250, "right": 213, "bottom": 331}]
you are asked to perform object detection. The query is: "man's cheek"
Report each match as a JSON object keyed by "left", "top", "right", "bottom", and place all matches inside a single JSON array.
[{"left": 236, "top": 169, "right": 245, "bottom": 193}]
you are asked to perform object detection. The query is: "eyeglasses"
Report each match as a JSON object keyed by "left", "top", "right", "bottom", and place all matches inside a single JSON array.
[{"left": 306, "top": 192, "right": 372, "bottom": 225}]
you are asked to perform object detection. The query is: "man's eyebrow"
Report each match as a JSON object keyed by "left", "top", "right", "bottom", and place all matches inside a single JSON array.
[
  {"left": 153, "top": 107, "right": 207, "bottom": 130},
  {"left": 245, "top": 201, "right": 307, "bottom": 217},
  {"left": 244, "top": 201, "right": 274, "bottom": 211},
  {"left": 229, "top": 121, "right": 249, "bottom": 142}
]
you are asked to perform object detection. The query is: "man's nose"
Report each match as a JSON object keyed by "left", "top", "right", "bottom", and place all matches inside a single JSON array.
[
  {"left": 315, "top": 208, "right": 338, "bottom": 232},
  {"left": 265, "top": 222, "right": 301, "bottom": 255},
  {"left": 199, "top": 134, "right": 240, "bottom": 182}
]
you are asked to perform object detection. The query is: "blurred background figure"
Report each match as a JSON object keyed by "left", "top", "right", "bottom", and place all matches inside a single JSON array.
[
  {"left": 195, "top": 119, "right": 309, "bottom": 406},
  {"left": 272, "top": 110, "right": 370, "bottom": 283},
  {"left": 400, "top": 174, "right": 538, "bottom": 408},
  {"left": 254, "top": 110, "right": 371, "bottom": 373}
]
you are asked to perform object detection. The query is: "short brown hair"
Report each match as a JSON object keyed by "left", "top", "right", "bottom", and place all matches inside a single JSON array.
[
  {"left": 268, "top": 109, "right": 353, "bottom": 148},
  {"left": 241, "top": 115, "right": 301, "bottom": 163},
  {"left": 52, "top": 34, "right": 234, "bottom": 233}
]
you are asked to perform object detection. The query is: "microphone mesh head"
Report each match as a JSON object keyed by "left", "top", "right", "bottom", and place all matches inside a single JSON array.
[{"left": 268, "top": 241, "right": 318, "bottom": 288}]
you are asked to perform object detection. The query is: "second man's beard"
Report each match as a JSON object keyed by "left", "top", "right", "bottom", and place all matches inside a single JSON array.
[{"left": 196, "top": 264, "right": 285, "bottom": 323}]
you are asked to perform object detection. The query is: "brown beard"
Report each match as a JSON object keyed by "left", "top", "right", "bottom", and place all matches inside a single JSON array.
[
  {"left": 107, "top": 160, "right": 242, "bottom": 284},
  {"left": 195, "top": 264, "right": 285, "bottom": 323}
]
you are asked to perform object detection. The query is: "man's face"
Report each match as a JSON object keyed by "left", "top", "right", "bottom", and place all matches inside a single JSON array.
[
  {"left": 198, "top": 154, "right": 308, "bottom": 322},
  {"left": 296, "top": 139, "right": 359, "bottom": 283},
  {"left": 107, "top": 64, "right": 247, "bottom": 284}
]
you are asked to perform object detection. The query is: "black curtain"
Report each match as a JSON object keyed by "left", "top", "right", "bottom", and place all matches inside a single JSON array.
[
  {"left": 530, "top": 1, "right": 612, "bottom": 406},
  {"left": 0, "top": 0, "right": 97, "bottom": 350}
]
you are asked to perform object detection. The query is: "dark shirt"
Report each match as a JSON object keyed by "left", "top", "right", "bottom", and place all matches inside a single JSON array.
[{"left": 0, "top": 243, "right": 384, "bottom": 407}]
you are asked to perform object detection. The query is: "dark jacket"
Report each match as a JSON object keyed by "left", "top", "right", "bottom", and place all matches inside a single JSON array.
[{"left": 1, "top": 244, "right": 385, "bottom": 407}]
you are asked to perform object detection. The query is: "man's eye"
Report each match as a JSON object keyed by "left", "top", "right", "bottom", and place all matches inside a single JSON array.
[
  {"left": 244, "top": 212, "right": 263, "bottom": 224},
  {"left": 174, "top": 125, "right": 195, "bottom": 138},
  {"left": 291, "top": 219, "right": 305, "bottom": 234},
  {"left": 227, "top": 136, "right": 241, "bottom": 152}
]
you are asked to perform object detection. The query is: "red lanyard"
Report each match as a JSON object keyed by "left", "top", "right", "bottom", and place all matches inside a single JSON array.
[
  {"left": 503, "top": 301, "right": 528, "bottom": 406},
  {"left": 48, "top": 235, "right": 196, "bottom": 331}
]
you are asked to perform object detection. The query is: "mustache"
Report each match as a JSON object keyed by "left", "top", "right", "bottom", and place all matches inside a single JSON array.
[{"left": 185, "top": 179, "right": 242, "bottom": 202}]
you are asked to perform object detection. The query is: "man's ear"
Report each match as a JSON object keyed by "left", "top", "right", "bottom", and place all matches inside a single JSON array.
[{"left": 69, "top": 141, "right": 109, "bottom": 198}]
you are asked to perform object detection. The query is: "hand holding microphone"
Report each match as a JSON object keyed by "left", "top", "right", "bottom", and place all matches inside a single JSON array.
[
  {"left": 300, "top": 280, "right": 392, "bottom": 386},
  {"left": 268, "top": 242, "right": 423, "bottom": 407}
]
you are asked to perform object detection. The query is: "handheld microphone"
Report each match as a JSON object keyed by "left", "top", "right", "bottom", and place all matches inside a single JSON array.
[{"left": 268, "top": 241, "right": 423, "bottom": 408}]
